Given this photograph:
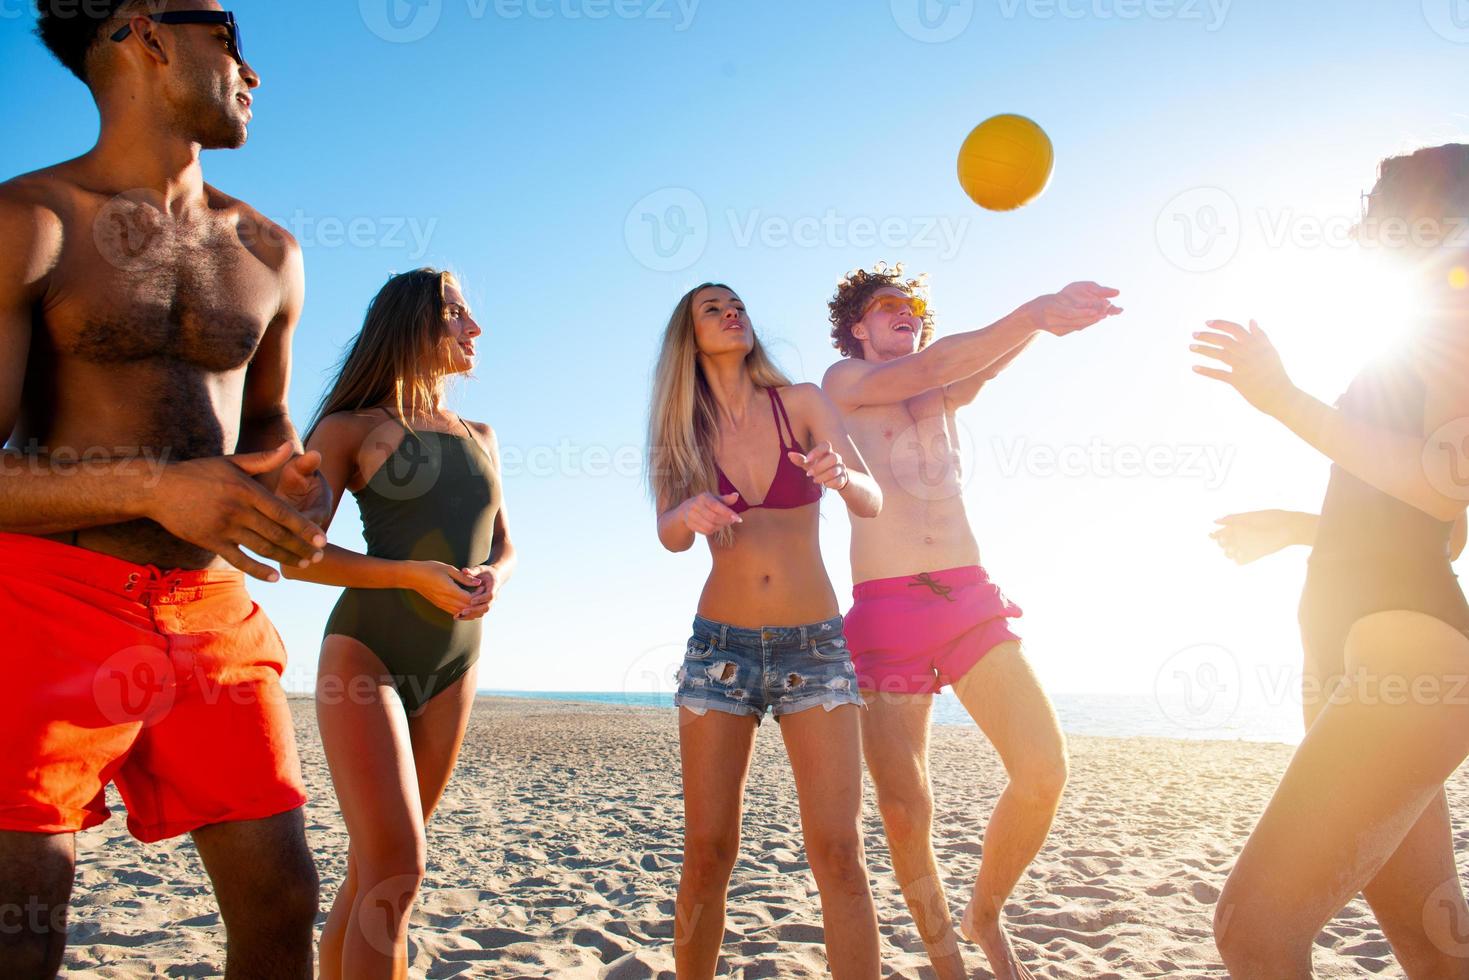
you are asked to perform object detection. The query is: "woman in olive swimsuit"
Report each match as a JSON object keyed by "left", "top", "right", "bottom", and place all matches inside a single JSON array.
[
  {"left": 286, "top": 268, "right": 514, "bottom": 979},
  {"left": 1195, "top": 145, "right": 1469, "bottom": 978}
]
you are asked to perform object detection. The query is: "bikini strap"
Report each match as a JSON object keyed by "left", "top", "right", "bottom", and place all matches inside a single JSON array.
[
  {"left": 456, "top": 415, "right": 475, "bottom": 440},
  {"left": 768, "top": 387, "right": 797, "bottom": 450}
]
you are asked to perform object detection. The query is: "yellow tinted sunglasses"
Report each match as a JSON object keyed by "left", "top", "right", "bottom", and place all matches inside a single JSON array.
[{"left": 863, "top": 294, "right": 927, "bottom": 318}]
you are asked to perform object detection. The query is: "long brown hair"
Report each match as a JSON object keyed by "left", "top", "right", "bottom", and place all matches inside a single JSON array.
[
  {"left": 307, "top": 268, "right": 461, "bottom": 440},
  {"left": 647, "top": 283, "right": 792, "bottom": 545}
]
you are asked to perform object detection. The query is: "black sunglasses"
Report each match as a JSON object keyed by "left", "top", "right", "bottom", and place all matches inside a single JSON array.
[{"left": 110, "top": 11, "right": 244, "bottom": 66}]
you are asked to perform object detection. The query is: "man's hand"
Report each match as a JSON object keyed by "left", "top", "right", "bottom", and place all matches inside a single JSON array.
[
  {"left": 277, "top": 448, "right": 333, "bottom": 530},
  {"left": 1025, "top": 282, "right": 1122, "bottom": 336},
  {"left": 148, "top": 442, "right": 328, "bottom": 582}
]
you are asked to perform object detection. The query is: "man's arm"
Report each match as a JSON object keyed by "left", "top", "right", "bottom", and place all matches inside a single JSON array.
[
  {"left": 822, "top": 306, "right": 1038, "bottom": 412},
  {"left": 239, "top": 228, "right": 305, "bottom": 467},
  {"left": 822, "top": 281, "right": 1120, "bottom": 412},
  {"left": 238, "top": 227, "right": 332, "bottom": 529},
  {"left": 942, "top": 333, "right": 1037, "bottom": 410}
]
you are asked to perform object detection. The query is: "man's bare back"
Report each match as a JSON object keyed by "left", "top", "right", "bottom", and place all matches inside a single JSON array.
[{"left": 5, "top": 161, "right": 301, "bottom": 568}]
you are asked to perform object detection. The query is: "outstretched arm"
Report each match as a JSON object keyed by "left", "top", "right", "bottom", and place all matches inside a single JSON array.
[
  {"left": 943, "top": 333, "right": 1037, "bottom": 410},
  {"left": 1194, "top": 319, "right": 1469, "bottom": 523},
  {"left": 822, "top": 282, "right": 1120, "bottom": 412}
]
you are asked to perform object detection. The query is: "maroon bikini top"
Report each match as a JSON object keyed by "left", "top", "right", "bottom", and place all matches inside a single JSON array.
[{"left": 715, "top": 387, "right": 824, "bottom": 514}]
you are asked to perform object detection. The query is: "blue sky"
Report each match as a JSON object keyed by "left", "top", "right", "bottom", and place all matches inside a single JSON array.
[{"left": 4, "top": 1, "right": 1469, "bottom": 719}]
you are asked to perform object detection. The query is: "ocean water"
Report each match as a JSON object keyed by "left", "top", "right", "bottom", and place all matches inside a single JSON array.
[{"left": 480, "top": 690, "right": 1304, "bottom": 745}]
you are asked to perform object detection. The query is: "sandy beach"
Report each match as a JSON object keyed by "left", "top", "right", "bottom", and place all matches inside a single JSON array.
[{"left": 62, "top": 696, "right": 1469, "bottom": 979}]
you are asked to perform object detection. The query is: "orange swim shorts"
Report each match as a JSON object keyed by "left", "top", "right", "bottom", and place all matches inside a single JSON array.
[{"left": 0, "top": 532, "right": 306, "bottom": 843}]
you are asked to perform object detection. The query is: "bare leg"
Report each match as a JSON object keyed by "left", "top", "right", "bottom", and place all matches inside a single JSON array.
[
  {"left": 315, "top": 635, "right": 425, "bottom": 980},
  {"left": 674, "top": 707, "right": 759, "bottom": 980},
  {"left": 405, "top": 662, "right": 479, "bottom": 823},
  {"left": 1358, "top": 790, "right": 1469, "bottom": 978},
  {"left": 780, "top": 703, "right": 881, "bottom": 980},
  {"left": 950, "top": 642, "right": 1069, "bottom": 980},
  {"left": 1301, "top": 661, "right": 1469, "bottom": 976},
  {"left": 858, "top": 690, "right": 966, "bottom": 979},
  {"left": 191, "top": 810, "right": 319, "bottom": 980},
  {"left": 0, "top": 831, "right": 74, "bottom": 979},
  {"left": 1214, "top": 611, "right": 1469, "bottom": 979}
]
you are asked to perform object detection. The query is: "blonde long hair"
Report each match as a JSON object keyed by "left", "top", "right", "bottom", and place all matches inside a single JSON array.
[
  {"left": 307, "top": 268, "right": 461, "bottom": 441},
  {"left": 647, "top": 283, "right": 792, "bottom": 541}
]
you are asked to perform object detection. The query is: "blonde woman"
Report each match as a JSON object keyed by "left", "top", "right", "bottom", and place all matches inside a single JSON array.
[
  {"left": 287, "top": 269, "right": 514, "bottom": 979},
  {"left": 648, "top": 283, "right": 884, "bottom": 979}
]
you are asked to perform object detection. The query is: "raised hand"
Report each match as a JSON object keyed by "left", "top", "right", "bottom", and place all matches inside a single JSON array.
[
  {"left": 681, "top": 491, "right": 744, "bottom": 536},
  {"left": 788, "top": 442, "right": 850, "bottom": 490},
  {"left": 1026, "top": 281, "right": 1123, "bottom": 336},
  {"left": 1191, "top": 319, "right": 1296, "bottom": 416},
  {"left": 1211, "top": 510, "right": 1309, "bottom": 565},
  {"left": 149, "top": 442, "right": 328, "bottom": 582}
]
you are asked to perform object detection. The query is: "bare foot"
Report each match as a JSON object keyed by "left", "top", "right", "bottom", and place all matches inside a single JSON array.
[{"left": 960, "top": 902, "right": 1038, "bottom": 980}]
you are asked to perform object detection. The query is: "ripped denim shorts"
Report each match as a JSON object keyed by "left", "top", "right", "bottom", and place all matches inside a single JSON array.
[{"left": 674, "top": 614, "right": 865, "bottom": 723}]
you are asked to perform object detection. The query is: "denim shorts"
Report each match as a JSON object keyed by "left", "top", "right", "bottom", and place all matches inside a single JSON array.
[{"left": 674, "top": 614, "right": 865, "bottom": 723}]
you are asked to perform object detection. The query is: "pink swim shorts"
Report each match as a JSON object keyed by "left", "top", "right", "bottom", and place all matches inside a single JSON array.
[{"left": 844, "top": 565, "right": 1023, "bottom": 696}]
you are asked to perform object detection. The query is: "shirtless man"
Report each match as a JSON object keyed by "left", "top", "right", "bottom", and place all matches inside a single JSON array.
[
  {"left": 1, "top": 3, "right": 330, "bottom": 976},
  {"left": 822, "top": 264, "right": 1121, "bottom": 980}
]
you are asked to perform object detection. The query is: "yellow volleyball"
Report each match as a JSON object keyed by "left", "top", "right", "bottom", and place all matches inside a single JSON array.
[{"left": 957, "top": 114, "right": 1055, "bottom": 212}]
